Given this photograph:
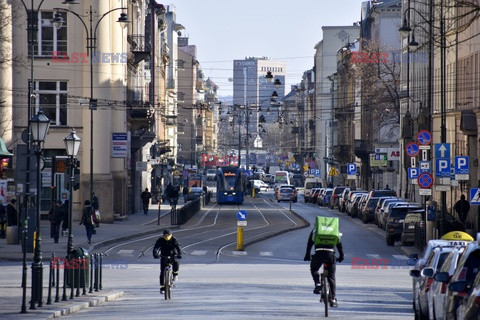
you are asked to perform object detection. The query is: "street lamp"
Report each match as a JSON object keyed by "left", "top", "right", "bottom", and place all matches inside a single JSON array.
[
  {"left": 54, "top": 2, "right": 129, "bottom": 218},
  {"left": 63, "top": 129, "right": 81, "bottom": 256},
  {"left": 30, "top": 110, "right": 50, "bottom": 309},
  {"left": 17, "top": 0, "right": 50, "bottom": 313}
]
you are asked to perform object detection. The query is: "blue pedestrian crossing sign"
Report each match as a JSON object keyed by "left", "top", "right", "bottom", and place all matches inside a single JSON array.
[
  {"left": 435, "top": 143, "right": 451, "bottom": 159},
  {"left": 470, "top": 188, "right": 480, "bottom": 205},
  {"left": 237, "top": 210, "right": 247, "bottom": 221},
  {"left": 347, "top": 163, "right": 357, "bottom": 175}
]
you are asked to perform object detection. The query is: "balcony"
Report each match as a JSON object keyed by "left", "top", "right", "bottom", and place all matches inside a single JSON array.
[
  {"left": 354, "top": 139, "right": 371, "bottom": 161},
  {"left": 127, "top": 100, "right": 154, "bottom": 132},
  {"left": 333, "top": 144, "right": 352, "bottom": 164},
  {"left": 127, "top": 34, "right": 150, "bottom": 65}
]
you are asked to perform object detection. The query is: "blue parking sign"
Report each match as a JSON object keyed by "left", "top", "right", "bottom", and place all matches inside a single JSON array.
[
  {"left": 455, "top": 156, "right": 469, "bottom": 174},
  {"left": 408, "top": 168, "right": 418, "bottom": 179},
  {"left": 347, "top": 164, "right": 357, "bottom": 175},
  {"left": 435, "top": 158, "right": 450, "bottom": 177}
]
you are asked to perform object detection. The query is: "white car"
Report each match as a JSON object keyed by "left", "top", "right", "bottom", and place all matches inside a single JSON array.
[{"left": 252, "top": 180, "right": 269, "bottom": 192}]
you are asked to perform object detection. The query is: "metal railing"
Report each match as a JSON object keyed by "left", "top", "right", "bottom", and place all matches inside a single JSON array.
[
  {"left": 41, "top": 251, "right": 104, "bottom": 308},
  {"left": 171, "top": 197, "right": 201, "bottom": 225}
]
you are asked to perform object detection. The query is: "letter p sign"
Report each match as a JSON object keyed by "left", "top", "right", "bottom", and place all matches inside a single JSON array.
[
  {"left": 347, "top": 164, "right": 357, "bottom": 175},
  {"left": 455, "top": 156, "right": 469, "bottom": 174}
]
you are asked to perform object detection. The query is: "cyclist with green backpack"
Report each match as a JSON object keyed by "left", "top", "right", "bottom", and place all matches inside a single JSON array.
[{"left": 304, "top": 216, "right": 345, "bottom": 308}]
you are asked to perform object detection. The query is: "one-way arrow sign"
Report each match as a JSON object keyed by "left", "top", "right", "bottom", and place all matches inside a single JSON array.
[
  {"left": 435, "top": 143, "right": 451, "bottom": 159},
  {"left": 237, "top": 210, "right": 247, "bottom": 221}
]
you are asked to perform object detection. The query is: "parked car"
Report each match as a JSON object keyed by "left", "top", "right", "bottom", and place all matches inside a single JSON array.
[
  {"left": 385, "top": 204, "right": 423, "bottom": 246},
  {"left": 322, "top": 189, "right": 333, "bottom": 207},
  {"left": 454, "top": 271, "right": 480, "bottom": 320},
  {"left": 356, "top": 193, "right": 369, "bottom": 217},
  {"left": 401, "top": 212, "right": 423, "bottom": 246},
  {"left": 410, "top": 247, "right": 454, "bottom": 320},
  {"left": 429, "top": 247, "right": 466, "bottom": 320},
  {"left": 376, "top": 198, "right": 404, "bottom": 229},
  {"left": 330, "top": 186, "right": 347, "bottom": 209},
  {"left": 359, "top": 197, "right": 381, "bottom": 224},
  {"left": 276, "top": 185, "right": 297, "bottom": 202},
  {"left": 374, "top": 197, "right": 399, "bottom": 226},
  {"left": 347, "top": 192, "right": 367, "bottom": 217},
  {"left": 408, "top": 235, "right": 475, "bottom": 320},
  {"left": 380, "top": 201, "right": 410, "bottom": 230},
  {"left": 442, "top": 239, "right": 480, "bottom": 319},
  {"left": 308, "top": 188, "right": 321, "bottom": 204},
  {"left": 338, "top": 188, "right": 350, "bottom": 212}
]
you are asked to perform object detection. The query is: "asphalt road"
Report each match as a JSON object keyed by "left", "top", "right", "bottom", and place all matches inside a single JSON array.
[{"left": 40, "top": 191, "right": 416, "bottom": 319}]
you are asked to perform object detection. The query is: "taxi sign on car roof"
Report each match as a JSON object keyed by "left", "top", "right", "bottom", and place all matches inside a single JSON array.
[{"left": 441, "top": 231, "right": 474, "bottom": 242}]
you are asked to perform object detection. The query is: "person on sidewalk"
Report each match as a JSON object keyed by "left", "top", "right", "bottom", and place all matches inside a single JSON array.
[
  {"left": 61, "top": 200, "right": 69, "bottom": 236},
  {"left": 454, "top": 194, "right": 470, "bottom": 225},
  {"left": 153, "top": 229, "right": 182, "bottom": 294},
  {"left": 79, "top": 200, "right": 95, "bottom": 244},
  {"left": 165, "top": 183, "right": 173, "bottom": 204},
  {"left": 49, "top": 201, "right": 65, "bottom": 243},
  {"left": 183, "top": 185, "right": 189, "bottom": 203},
  {"left": 91, "top": 192, "right": 100, "bottom": 227},
  {"left": 6, "top": 199, "right": 17, "bottom": 227},
  {"left": 141, "top": 188, "right": 152, "bottom": 215}
]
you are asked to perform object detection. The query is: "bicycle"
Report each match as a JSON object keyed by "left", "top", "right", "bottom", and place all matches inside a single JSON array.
[
  {"left": 319, "top": 263, "right": 331, "bottom": 317},
  {"left": 160, "top": 255, "right": 174, "bottom": 300}
]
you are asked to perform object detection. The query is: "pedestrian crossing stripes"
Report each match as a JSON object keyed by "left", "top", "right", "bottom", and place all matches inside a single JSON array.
[
  {"left": 117, "top": 249, "right": 134, "bottom": 257},
  {"left": 191, "top": 250, "right": 208, "bottom": 256}
]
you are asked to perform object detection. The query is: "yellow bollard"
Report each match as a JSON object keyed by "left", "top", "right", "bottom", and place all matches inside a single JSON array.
[
  {"left": 236, "top": 226, "right": 244, "bottom": 251},
  {"left": 252, "top": 188, "right": 255, "bottom": 198},
  {"left": 33, "top": 231, "right": 37, "bottom": 250}
]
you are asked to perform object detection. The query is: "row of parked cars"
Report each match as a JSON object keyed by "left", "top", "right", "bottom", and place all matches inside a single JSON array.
[{"left": 409, "top": 233, "right": 480, "bottom": 320}]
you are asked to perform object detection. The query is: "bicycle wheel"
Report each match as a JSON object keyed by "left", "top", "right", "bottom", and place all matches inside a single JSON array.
[
  {"left": 322, "top": 273, "right": 328, "bottom": 317},
  {"left": 164, "top": 267, "right": 172, "bottom": 300}
]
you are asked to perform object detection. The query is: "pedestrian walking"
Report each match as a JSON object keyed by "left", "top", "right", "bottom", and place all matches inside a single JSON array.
[
  {"left": 6, "top": 199, "right": 17, "bottom": 227},
  {"left": 49, "top": 201, "right": 65, "bottom": 243},
  {"left": 183, "top": 186, "right": 189, "bottom": 203},
  {"left": 91, "top": 192, "right": 100, "bottom": 227},
  {"left": 141, "top": 188, "right": 152, "bottom": 215},
  {"left": 79, "top": 200, "right": 95, "bottom": 244},
  {"left": 454, "top": 194, "right": 470, "bottom": 225},
  {"left": 61, "top": 200, "right": 69, "bottom": 236},
  {"left": 165, "top": 183, "right": 173, "bottom": 204}
]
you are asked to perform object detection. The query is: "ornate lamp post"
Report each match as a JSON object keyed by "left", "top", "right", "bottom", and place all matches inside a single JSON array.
[
  {"left": 30, "top": 110, "right": 50, "bottom": 309},
  {"left": 63, "top": 130, "right": 82, "bottom": 255},
  {"left": 54, "top": 0, "right": 129, "bottom": 215}
]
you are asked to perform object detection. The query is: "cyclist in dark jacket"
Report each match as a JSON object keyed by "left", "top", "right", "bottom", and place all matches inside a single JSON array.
[
  {"left": 304, "top": 230, "right": 345, "bottom": 308},
  {"left": 153, "top": 229, "right": 182, "bottom": 294}
]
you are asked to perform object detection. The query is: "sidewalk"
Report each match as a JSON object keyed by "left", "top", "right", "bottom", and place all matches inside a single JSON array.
[{"left": 0, "top": 201, "right": 184, "bottom": 319}]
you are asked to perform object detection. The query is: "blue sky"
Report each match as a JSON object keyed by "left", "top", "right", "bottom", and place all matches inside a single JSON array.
[{"left": 166, "top": 0, "right": 364, "bottom": 97}]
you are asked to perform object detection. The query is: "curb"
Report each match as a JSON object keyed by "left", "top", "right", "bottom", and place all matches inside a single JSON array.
[{"left": 48, "top": 291, "right": 124, "bottom": 318}]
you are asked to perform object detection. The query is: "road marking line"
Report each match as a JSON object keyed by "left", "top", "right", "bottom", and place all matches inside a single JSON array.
[
  {"left": 392, "top": 255, "right": 409, "bottom": 260},
  {"left": 232, "top": 251, "right": 247, "bottom": 255},
  {"left": 366, "top": 254, "right": 380, "bottom": 259},
  {"left": 117, "top": 249, "right": 134, "bottom": 257},
  {"left": 260, "top": 251, "right": 273, "bottom": 256},
  {"left": 191, "top": 250, "right": 207, "bottom": 256}
]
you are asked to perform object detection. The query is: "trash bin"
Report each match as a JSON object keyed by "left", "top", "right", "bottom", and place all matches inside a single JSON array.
[
  {"left": 67, "top": 247, "right": 90, "bottom": 287},
  {"left": 6, "top": 226, "right": 19, "bottom": 244}
]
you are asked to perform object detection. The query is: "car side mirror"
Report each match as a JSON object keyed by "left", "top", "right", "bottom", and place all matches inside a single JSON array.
[
  {"left": 449, "top": 281, "right": 467, "bottom": 292},
  {"left": 421, "top": 267, "right": 434, "bottom": 278},
  {"left": 434, "top": 272, "right": 450, "bottom": 283},
  {"left": 410, "top": 269, "right": 421, "bottom": 277}
]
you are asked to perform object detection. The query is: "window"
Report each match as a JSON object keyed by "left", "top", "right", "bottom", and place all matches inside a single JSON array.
[
  {"left": 32, "top": 81, "right": 68, "bottom": 126},
  {"left": 28, "top": 11, "right": 67, "bottom": 57}
]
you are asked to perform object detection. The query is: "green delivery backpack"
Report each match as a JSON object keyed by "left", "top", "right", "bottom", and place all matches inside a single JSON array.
[{"left": 312, "top": 216, "right": 340, "bottom": 246}]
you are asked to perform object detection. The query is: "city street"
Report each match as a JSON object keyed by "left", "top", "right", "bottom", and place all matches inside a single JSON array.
[{"left": 0, "top": 191, "right": 416, "bottom": 319}]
